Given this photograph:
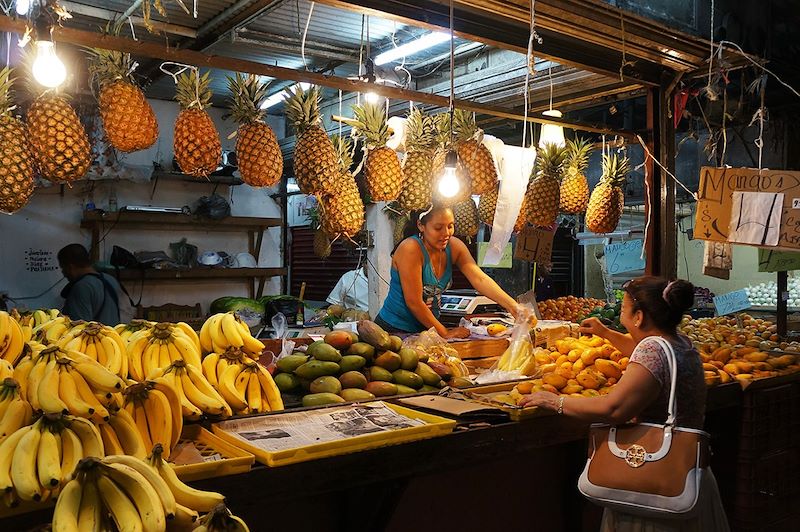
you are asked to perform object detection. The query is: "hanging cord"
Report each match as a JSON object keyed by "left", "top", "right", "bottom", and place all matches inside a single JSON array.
[
  {"left": 636, "top": 134, "right": 697, "bottom": 199},
  {"left": 357, "top": 14, "right": 364, "bottom": 106},
  {"left": 159, "top": 62, "right": 201, "bottom": 108},
  {"left": 301, "top": 2, "right": 315, "bottom": 71},
  {"left": 527, "top": 0, "right": 542, "bottom": 76},
  {"left": 127, "top": 16, "right": 137, "bottom": 41},
  {"left": 448, "top": 0, "right": 455, "bottom": 145},
  {"left": 716, "top": 40, "right": 800, "bottom": 99},
  {"left": 619, "top": 11, "right": 627, "bottom": 82},
  {"left": 337, "top": 89, "right": 342, "bottom": 138},
  {"left": 640, "top": 160, "right": 651, "bottom": 260},
  {"left": 748, "top": 76, "right": 767, "bottom": 173},
  {"left": 5, "top": 31, "right": 10, "bottom": 67},
  {"left": 706, "top": 0, "right": 717, "bottom": 100},
  {"left": 548, "top": 65, "right": 554, "bottom": 110}
]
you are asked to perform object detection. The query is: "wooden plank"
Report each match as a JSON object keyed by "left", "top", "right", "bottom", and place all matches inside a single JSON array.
[
  {"left": 114, "top": 267, "right": 287, "bottom": 281},
  {"left": 80, "top": 211, "right": 281, "bottom": 232}
]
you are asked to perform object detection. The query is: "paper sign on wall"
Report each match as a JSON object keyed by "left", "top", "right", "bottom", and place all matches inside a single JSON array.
[
  {"left": 514, "top": 227, "right": 554, "bottom": 265},
  {"left": 713, "top": 289, "right": 752, "bottom": 316},
  {"left": 758, "top": 249, "right": 800, "bottom": 272},
  {"left": 478, "top": 242, "right": 512, "bottom": 268},
  {"left": 604, "top": 240, "right": 646, "bottom": 274}
]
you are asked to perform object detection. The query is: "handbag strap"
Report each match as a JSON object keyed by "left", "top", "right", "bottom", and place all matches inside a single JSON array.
[{"left": 647, "top": 336, "right": 679, "bottom": 427}]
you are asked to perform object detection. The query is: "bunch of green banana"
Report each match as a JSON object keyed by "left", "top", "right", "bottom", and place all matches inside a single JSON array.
[
  {"left": 0, "top": 378, "right": 33, "bottom": 442},
  {"left": 149, "top": 360, "right": 232, "bottom": 420},
  {"left": 194, "top": 503, "right": 250, "bottom": 532},
  {"left": 0, "top": 310, "right": 25, "bottom": 365},
  {"left": 31, "top": 315, "right": 73, "bottom": 345},
  {"left": 122, "top": 380, "right": 183, "bottom": 460},
  {"left": 204, "top": 350, "right": 283, "bottom": 415},
  {"left": 56, "top": 321, "right": 128, "bottom": 377},
  {"left": 114, "top": 318, "right": 156, "bottom": 345},
  {"left": 13, "top": 345, "right": 125, "bottom": 423},
  {"left": 0, "top": 414, "right": 103, "bottom": 506},
  {"left": 31, "top": 308, "right": 61, "bottom": 328},
  {"left": 199, "top": 313, "right": 265, "bottom": 357},
  {"left": 126, "top": 322, "right": 203, "bottom": 382}
]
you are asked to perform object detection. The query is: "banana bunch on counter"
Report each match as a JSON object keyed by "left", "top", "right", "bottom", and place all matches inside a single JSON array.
[
  {"left": 56, "top": 322, "right": 128, "bottom": 377},
  {"left": 0, "top": 310, "right": 25, "bottom": 365},
  {"left": 200, "top": 312, "right": 265, "bottom": 356},
  {"left": 202, "top": 347, "right": 283, "bottom": 415},
  {"left": 121, "top": 380, "right": 183, "bottom": 460},
  {"left": 31, "top": 315, "right": 73, "bottom": 345},
  {"left": 126, "top": 322, "right": 203, "bottom": 382},
  {"left": 149, "top": 360, "right": 232, "bottom": 420},
  {"left": 114, "top": 318, "right": 156, "bottom": 345},
  {"left": 0, "top": 378, "right": 33, "bottom": 442},
  {"left": 194, "top": 503, "right": 251, "bottom": 532}
]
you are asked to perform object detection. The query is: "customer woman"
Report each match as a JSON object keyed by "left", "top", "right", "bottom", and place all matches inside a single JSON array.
[
  {"left": 375, "top": 205, "right": 519, "bottom": 338},
  {"left": 520, "top": 276, "right": 729, "bottom": 531}
]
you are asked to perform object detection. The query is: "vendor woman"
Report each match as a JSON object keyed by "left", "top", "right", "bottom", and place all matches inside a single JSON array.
[{"left": 376, "top": 205, "right": 519, "bottom": 338}]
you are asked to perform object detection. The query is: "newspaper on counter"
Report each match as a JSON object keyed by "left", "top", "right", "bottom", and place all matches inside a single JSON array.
[{"left": 214, "top": 401, "right": 425, "bottom": 452}]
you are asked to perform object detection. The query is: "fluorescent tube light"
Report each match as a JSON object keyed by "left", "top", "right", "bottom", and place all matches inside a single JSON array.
[
  {"left": 260, "top": 82, "right": 311, "bottom": 109},
  {"left": 374, "top": 32, "right": 450, "bottom": 66}
]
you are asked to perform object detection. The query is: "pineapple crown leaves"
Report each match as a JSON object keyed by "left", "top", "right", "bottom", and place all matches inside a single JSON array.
[
  {"left": 306, "top": 204, "right": 322, "bottom": 230},
  {"left": 330, "top": 134, "right": 354, "bottom": 172},
  {"left": 433, "top": 112, "right": 454, "bottom": 149},
  {"left": 87, "top": 48, "right": 139, "bottom": 91},
  {"left": 451, "top": 108, "right": 481, "bottom": 142},
  {"left": 284, "top": 85, "right": 322, "bottom": 134},
  {"left": 564, "top": 138, "right": 593, "bottom": 173},
  {"left": 174, "top": 69, "right": 212, "bottom": 111},
  {"left": 0, "top": 67, "right": 18, "bottom": 118},
  {"left": 534, "top": 142, "right": 568, "bottom": 180},
  {"left": 601, "top": 152, "right": 631, "bottom": 187},
  {"left": 404, "top": 108, "right": 437, "bottom": 152},
  {"left": 226, "top": 73, "right": 268, "bottom": 125},
  {"left": 351, "top": 102, "right": 391, "bottom": 148}
]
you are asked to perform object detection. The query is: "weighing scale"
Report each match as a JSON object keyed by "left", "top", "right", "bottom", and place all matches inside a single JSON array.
[{"left": 438, "top": 289, "right": 504, "bottom": 327}]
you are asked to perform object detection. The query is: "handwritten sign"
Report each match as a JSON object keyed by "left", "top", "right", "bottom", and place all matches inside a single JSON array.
[
  {"left": 24, "top": 248, "right": 59, "bottom": 273},
  {"left": 695, "top": 167, "right": 800, "bottom": 250},
  {"left": 713, "top": 289, "right": 752, "bottom": 316},
  {"left": 604, "top": 240, "right": 646, "bottom": 274},
  {"left": 758, "top": 249, "right": 800, "bottom": 272},
  {"left": 478, "top": 242, "right": 512, "bottom": 268},
  {"left": 514, "top": 227, "right": 554, "bottom": 265}
]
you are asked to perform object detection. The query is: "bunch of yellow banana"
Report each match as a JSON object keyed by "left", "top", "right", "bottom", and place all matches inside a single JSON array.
[
  {"left": 56, "top": 322, "right": 128, "bottom": 377},
  {"left": 0, "top": 310, "right": 25, "bottom": 366},
  {"left": 497, "top": 338, "right": 537, "bottom": 375},
  {"left": 200, "top": 312, "right": 265, "bottom": 357},
  {"left": 114, "top": 318, "right": 156, "bottom": 345},
  {"left": 14, "top": 346, "right": 125, "bottom": 423},
  {"left": 0, "top": 414, "right": 103, "bottom": 506},
  {"left": 150, "top": 360, "right": 232, "bottom": 420},
  {"left": 122, "top": 380, "right": 183, "bottom": 460},
  {"left": 194, "top": 503, "right": 250, "bottom": 532},
  {"left": 31, "top": 315, "right": 74, "bottom": 345},
  {"left": 96, "top": 408, "right": 149, "bottom": 460},
  {"left": 207, "top": 353, "right": 284, "bottom": 415},
  {"left": 127, "top": 322, "right": 203, "bottom": 382},
  {"left": 9, "top": 310, "right": 33, "bottom": 343},
  {"left": 148, "top": 443, "right": 226, "bottom": 514},
  {"left": 0, "top": 359, "right": 13, "bottom": 380},
  {"left": 0, "top": 378, "right": 33, "bottom": 442},
  {"left": 31, "top": 308, "right": 61, "bottom": 328}
]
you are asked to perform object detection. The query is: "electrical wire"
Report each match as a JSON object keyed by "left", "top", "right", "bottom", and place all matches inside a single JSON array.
[
  {"left": 6, "top": 277, "right": 66, "bottom": 302},
  {"left": 300, "top": 1, "right": 315, "bottom": 71}
]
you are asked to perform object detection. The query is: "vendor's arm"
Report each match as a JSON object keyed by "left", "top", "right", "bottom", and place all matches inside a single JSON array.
[
  {"left": 395, "top": 241, "right": 449, "bottom": 337},
  {"left": 579, "top": 317, "right": 637, "bottom": 356},
  {"left": 450, "top": 238, "right": 518, "bottom": 317},
  {"left": 518, "top": 362, "right": 659, "bottom": 424}
]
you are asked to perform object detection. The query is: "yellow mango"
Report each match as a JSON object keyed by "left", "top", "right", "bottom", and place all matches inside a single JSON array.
[
  {"left": 595, "top": 359, "right": 623, "bottom": 380},
  {"left": 599, "top": 344, "right": 616, "bottom": 358},
  {"left": 555, "top": 339, "right": 572, "bottom": 355},
  {"left": 743, "top": 352, "right": 768, "bottom": 363},
  {"left": 610, "top": 350, "right": 623, "bottom": 363},
  {"left": 581, "top": 348, "right": 603, "bottom": 366},
  {"left": 516, "top": 381, "right": 535, "bottom": 394},
  {"left": 493, "top": 393, "right": 516, "bottom": 405},
  {"left": 702, "top": 362, "right": 718, "bottom": 371},
  {"left": 704, "top": 370, "right": 721, "bottom": 386},
  {"left": 567, "top": 349, "right": 581, "bottom": 363},
  {"left": 509, "top": 388, "right": 523, "bottom": 402},
  {"left": 562, "top": 384, "right": 584, "bottom": 394},
  {"left": 769, "top": 354, "right": 796, "bottom": 368},
  {"left": 556, "top": 367, "right": 574, "bottom": 380},
  {"left": 735, "top": 373, "right": 753, "bottom": 381},
  {"left": 572, "top": 358, "right": 586, "bottom": 372},
  {"left": 543, "top": 373, "right": 568, "bottom": 390},
  {"left": 599, "top": 386, "right": 613, "bottom": 395},
  {"left": 538, "top": 363, "right": 557, "bottom": 375},
  {"left": 555, "top": 354, "right": 569, "bottom": 366},
  {"left": 586, "top": 336, "right": 605, "bottom": 347},
  {"left": 717, "top": 370, "right": 732, "bottom": 384},
  {"left": 532, "top": 384, "right": 544, "bottom": 393},
  {"left": 567, "top": 378, "right": 579, "bottom": 386},
  {"left": 618, "top": 357, "right": 629, "bottom": 369},
  {"left": 576, "top": 370, "right": 603, "bottom": 390},
  {"left": 581, "top": 389, "right": 600, "bottom": 397},
  {"left": 733, "top": 360, "right": 754, "bottom": 373},
  {"left": 723, "top": 363, "right": 740, "bottom": 375},
  {"left": 541, "top": 384, "right": 559, "bottom": 394}
]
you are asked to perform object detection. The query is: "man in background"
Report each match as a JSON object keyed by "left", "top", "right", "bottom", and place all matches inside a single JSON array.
[
  {"left": 58, "top": 243, "right": 121, "bottom": 325},
  {"left": 327, "top": 263, "right": 369, "bottom": 312}
]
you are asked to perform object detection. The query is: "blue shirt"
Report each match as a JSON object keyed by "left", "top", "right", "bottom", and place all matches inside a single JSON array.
[{"left": 377, "top": 236, "right": 452, "bottom": 332}]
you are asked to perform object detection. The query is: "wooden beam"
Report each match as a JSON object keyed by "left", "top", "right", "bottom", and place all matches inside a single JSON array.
[
  {"left": 0, "top": 15, "right": 634, "bottom": 138},
  {"left": 59, "top": 1, "right": 198, "bottom": 38}
]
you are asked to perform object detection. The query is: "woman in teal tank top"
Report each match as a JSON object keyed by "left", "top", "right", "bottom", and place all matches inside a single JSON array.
[{"left": 376, "top": 205, "right": 519, "bottom": 337}]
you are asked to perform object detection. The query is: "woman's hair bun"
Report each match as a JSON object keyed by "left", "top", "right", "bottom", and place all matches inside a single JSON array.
[{"left": 664, "top": 279, "right": 694, "bottom": 313}]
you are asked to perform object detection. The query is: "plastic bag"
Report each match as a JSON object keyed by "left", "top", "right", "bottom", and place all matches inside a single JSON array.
[
  {"left": 169, "top": 238, "right": 198, "bottom": 266},
  {"left": 195, "top": 194, "right": 230, "bottom": 220},
  {"left": 475, "top": 304, "right": 537, "bottom": 384},
  {"left": 403, "top": 329, "right": 470, "bottom": 380}
]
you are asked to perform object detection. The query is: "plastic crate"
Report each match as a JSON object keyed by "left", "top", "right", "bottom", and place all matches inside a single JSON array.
[
  {"left": 171, "top": 425, "right": 255, "bottom": 482},
  {"left": 739, "top": 382, "right": 800, "bottom": 458},
  {"left": 732, "top": 449, "right": 800, "bottom": 526}
]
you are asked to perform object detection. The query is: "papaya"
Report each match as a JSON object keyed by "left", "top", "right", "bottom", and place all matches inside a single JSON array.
[
  {"left": 398, "top": 348, "right": 419, "bottom": 370},
  {"left": 346, "top": 342, "right": 376, "bottom": 363},
  {"left": 276, "top": 354, "right": 310, "bottom": 373},
  {"left": 339, "top": 355, "right": 367, "bottom": 373},
  {"left": 274, "top": 372, "right": 300, "bottom": 392},
  {"left": 340, "top": 388, "right": 375, "bottom": 402},
  {"left": 392, "top": 369, "right": 424, "bottom": 389},
  {"left": 310, "top": 376, "right": 342, "bottom": 394},
  {"left": 307, "top": 342, "right": 342, "bottom": 362},
  {"left": 367, "top": 366, "right": 394, "bottom": 382},
  {"left": 323, "top": 330, "right": 353, "bottom": 351},
  {"left": 365, "top": 381, "right": 398, "bottom": 397},
  {"left": 339, "top": 371, "right": 368, "bottom": 389},
  {"left": 388, "top": 335, "right": 403, "bottom": 352},
  {"left": 294, "top": 360, "right": 341, "bottom": 379},
  {"left": 357, "top": 320, "right": 392, "bottom": 350},
  {"left": 302, "top": 393, "right": 346, "bottom": 407},
  {"left": 374, "top": 351, "right": 402, "bottom": 371}
]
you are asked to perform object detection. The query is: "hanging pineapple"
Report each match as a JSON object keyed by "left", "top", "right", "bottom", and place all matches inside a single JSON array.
[
  {"left": 87, "top": 48, "right": 158, "bottom": 153},
  {"left": 173, "top": 69, "right": 221, "bottom": 177},
  {"left": 453, "top": 198, "right": 479, "bottom": 240},
  {"left": 0, "top": 67, "right": 34, "bottom": 213},
  {"left": 559, "top": 138, "right": 592, "bottom": 214},
  {"left": 479, "top": 181, "right": 530, "bottom": 232},
  {"left": 319, "top": 134, "right": 364, "bottom": 240},
  {"left": 525, "top": 142, "right": 567, "bottom": 227},
  {"left": 586, "top": 152, "right": 630, "bottom": 234},
  {"left": 307, "top": 205, "right": 332, "bottom": 259},
  {"left": 351, "top": 102, "right": 403, "bottom": 201},
  {"left": 452, "top": 109, "right": 498, "bottom": 195},
  {"left": 398, "top": 108, "right": 436, "bottom": 211},
  {"left": 431, "top": 112, "right": 471, "bottom": 205},
  {"left": 226, "top": 73, "right": 283, "bottom": 187},
  {"left": 26, "top": 73, "right": 92, "bottom": 185},
  {"left": 284, "top": 85, "right": 340, "bottom": 195}
]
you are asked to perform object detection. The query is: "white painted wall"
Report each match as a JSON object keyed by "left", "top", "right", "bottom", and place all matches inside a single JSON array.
[{"left": 0, "top": 99, "right": 284, "bottom": 314}]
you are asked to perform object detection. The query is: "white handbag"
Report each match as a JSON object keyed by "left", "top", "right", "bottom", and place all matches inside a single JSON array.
[{"left": 577, "top": 336, "right": 710, "bottom": 518}]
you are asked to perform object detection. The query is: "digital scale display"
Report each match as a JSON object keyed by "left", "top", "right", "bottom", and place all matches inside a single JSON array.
[{"left": 441, "top": 296, "right": 475, "bottom": 311}]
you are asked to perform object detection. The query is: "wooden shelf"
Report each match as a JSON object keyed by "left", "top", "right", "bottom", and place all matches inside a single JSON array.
[
  {"left": 151, "top": 171, "right": 244, "bottom": 186},
  {"left": 112, "top": 267, "right": 286, "bottom": 281},
  {"left": 81, "top": 210, "right": 281, "bottom": 233}
]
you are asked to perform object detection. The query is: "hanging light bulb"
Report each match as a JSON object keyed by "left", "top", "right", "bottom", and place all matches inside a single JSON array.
[
  {"left": 437, "top": 149, "right": 460, "bottom": 198},
  {"left": 364, "top": 91, "right": 380, "bottom": 104},
  {"left": 538, "top": 109, "right": 566, "bottom": 148},
  {"left": 16, "top": 0, "right": 30, "bottom": 16},
  {"left": 32, "top": 40, "right": 66, "bottom": 88}
]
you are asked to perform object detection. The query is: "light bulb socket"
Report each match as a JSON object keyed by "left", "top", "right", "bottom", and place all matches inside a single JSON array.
[{"left": 444, "top": 149, "right": 458, "bottom": 169}]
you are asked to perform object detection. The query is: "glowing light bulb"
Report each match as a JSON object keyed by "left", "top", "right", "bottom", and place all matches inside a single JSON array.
[
  {"left": 364, "top": 91, "right": 380, "bottom": 104},
  {"left": 32, "top": 41, "right": 66, "bottom": 88},
  {"left": 437, "top": 150, "right": 460, "bottom": 198},
  {"left": 538, "top": 109, "right": 566, "bottom": 148},
  {"left": 16, "top": 0, "right": 30, "bottom": 16}
]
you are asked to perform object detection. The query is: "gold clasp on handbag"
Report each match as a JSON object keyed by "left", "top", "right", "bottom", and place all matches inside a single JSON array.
[{"left": 624, "top": 444, "right": 647, "bottom": 468}]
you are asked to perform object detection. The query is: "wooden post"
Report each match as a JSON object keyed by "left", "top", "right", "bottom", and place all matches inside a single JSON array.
[{"left": 777, "top": 271, "right": 788, "bottom": 338}]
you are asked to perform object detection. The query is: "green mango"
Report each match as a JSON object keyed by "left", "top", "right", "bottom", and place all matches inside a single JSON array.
[
  {"left": 308, "top": 342, "right": 342, "bottom": 362},
  {"left": 365, "top": 381, "right": 397, "bottom": 397},
  {"left": 276, "top": 354, "right": 310, "bottom": 373},
  {"left": 310, "top": 376, "right": 343, "bottom": 395},
  {"left": 340, "top": 388, "right": 375, "bottom": 402},
  {"left": 415, "top": 362, "right": 443, "bottom": 387},
  {"left": 346, "top": 342, "right": 376, "bottom": 363},
  {"left": 374, "top": 351, "right": 402, "bottom": 372},
  {"left": 302, "top": 393, "right": 346, "bottom": 407},
  {"left": 274, "top": 372, "right": 300, "bottom": 392},
  {"left": 388, "top": 335, "right": 403, "bottom": 352},
  {"left": 339, "top": 355, "right": 366, "bottom": 373},
  {"left": 394, "top": 384, "right": 418, "bottom": 395},
  {"left": 392, "top": 369, "right": 423, "bottom": 389},
  {"left": 294, "top": 360, "right": 341, "bottom": 380},
  {"left": 419, "top": 384, "right": 442, "bottom": 392},
  {"left": 398, "top": 348, "right": 419, "bottom": 370},
  {"left": 368, "top": 366, "right": 394, "bottom": 382}
]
